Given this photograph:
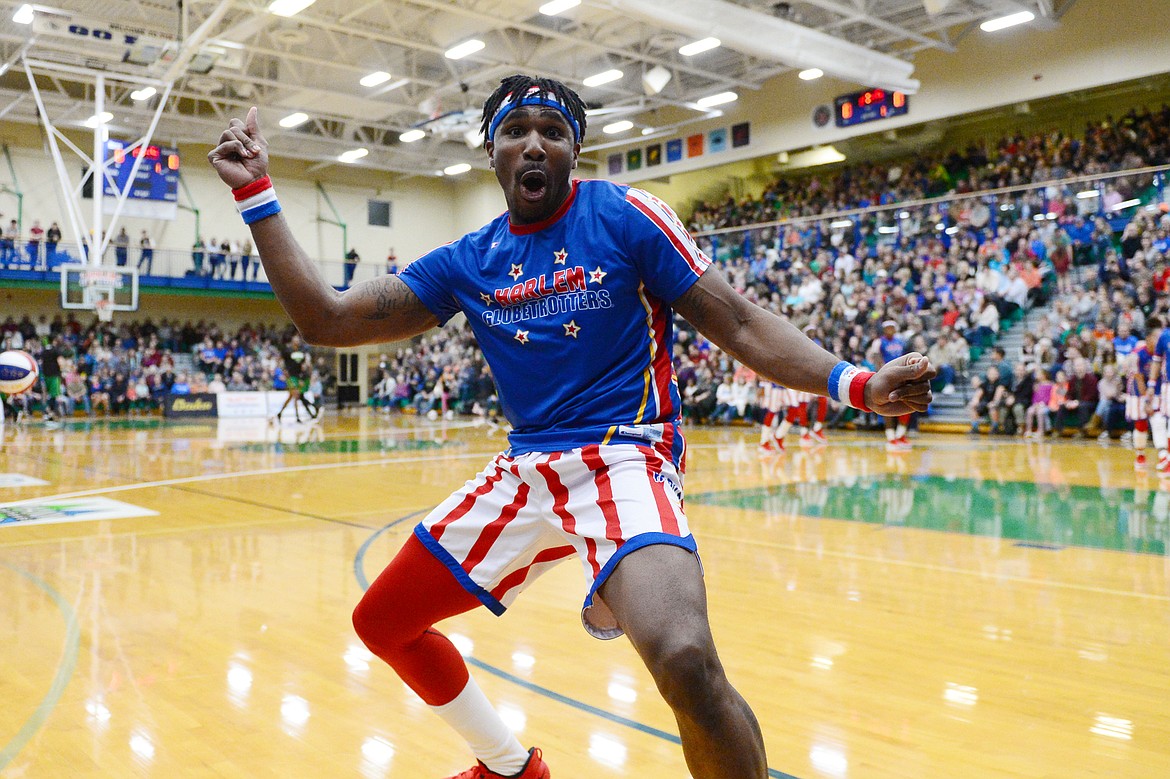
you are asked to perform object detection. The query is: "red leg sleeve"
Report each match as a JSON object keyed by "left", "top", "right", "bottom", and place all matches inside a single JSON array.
[{"left": 353, "top": 533, "right": 481, "bottom": 706}]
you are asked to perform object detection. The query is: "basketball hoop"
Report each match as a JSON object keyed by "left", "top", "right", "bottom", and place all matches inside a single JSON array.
[{"left": 94, "top": 297, "right": 113, "bottom": 323}]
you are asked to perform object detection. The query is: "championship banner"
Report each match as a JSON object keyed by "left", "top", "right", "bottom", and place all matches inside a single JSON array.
[{"left": 163, "top": 393, "right": 218, "bottom": 418}]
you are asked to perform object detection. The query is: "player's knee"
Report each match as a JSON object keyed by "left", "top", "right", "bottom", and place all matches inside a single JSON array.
[
  {"left": 352, "top": 592, "right": 406, "bottom": 656},
  {"left": 647, "top": 638, "right": 727, "bottom": 722}
]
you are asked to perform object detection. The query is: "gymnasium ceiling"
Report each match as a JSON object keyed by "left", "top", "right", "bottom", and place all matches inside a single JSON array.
[{"left": 0, "top": 0, "right": 1078, "bottom": 180}]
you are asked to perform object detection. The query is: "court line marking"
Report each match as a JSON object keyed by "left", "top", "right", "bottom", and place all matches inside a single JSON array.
[
  {"left": 699, "top": 532, "right": 1170, "bottom": 601},
  {"left": 0, "top": 419, "right": 481, "bottom": 447},
  {"left": 0, "top": 449, "right": 503, "bottom": 510},
  {"left": 0, "top": 562, "right": 81, "bottom": 772},
  {"left": 353, "top": 515, "right": 801, "bottom": 779}
]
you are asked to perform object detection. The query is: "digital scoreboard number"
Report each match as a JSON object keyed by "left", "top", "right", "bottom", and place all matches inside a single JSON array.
[
  {"left": 103, "top": 140, "right": 180, "bottom": 203},
  {"left": 834, "top": 88, "right": 908, "bottom": 128}
]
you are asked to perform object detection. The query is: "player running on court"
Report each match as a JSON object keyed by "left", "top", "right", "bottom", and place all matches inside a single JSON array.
[{"left": 208, "top": 74, "right": 934, "bottom": 779}]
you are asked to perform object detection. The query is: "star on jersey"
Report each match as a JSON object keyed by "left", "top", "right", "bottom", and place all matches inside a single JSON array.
[
  {"left": 589, "top": 266, "right": 607, "bottom": 285},
  {"left": 480, "top": 292, "right": 494, "bottom": 306},
  {"left": 553, "top": 248, "right": 568, "bottom": 265},
  {"left": 563, "top": 320, "right": 581, "bottom": 338},
  {"left": 514, "top": 329, "right": 530, "bottom": 344},
  {"left": 509, "top": 263, "right": 524, "bottom": 281}
]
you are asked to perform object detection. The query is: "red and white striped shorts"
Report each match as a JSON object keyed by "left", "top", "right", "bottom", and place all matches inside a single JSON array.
[{"left": 413, "top": 443, "right": 694, "bottom": 640}]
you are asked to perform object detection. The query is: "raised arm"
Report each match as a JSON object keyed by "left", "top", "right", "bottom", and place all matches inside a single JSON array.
[
  {"left": 207, "top": 108, "right": 438, "bottom": 347},
  {"left": 672, "top": 266, "right": 934, "bottom": 416}
]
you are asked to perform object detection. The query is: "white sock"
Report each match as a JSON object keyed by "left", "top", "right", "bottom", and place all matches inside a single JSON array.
[
  {"left": 1134, "top": 429, "right": 1147, "bottom": 452},
  {"left": 813, "top": 421, "right": 823, "bottom": 433},
  {"left": 1152, "top": 414, "right": 1169, "bottom": 452},
  {"left": 775, "top": 419, "right": 792, "bottom": 441},
  {"left": 885, "top": 427, "right": 897, "bottom": 442},
  {"left": 431, "top": 677, "right": 528, "bottom": 775},
  {"left": 895, "top": 424, "right": 907, "bottom": 440}
]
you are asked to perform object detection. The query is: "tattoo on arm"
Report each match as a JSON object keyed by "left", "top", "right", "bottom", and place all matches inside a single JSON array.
[{"left": 360, "top": 276, "right": 417, "bottom": 320}]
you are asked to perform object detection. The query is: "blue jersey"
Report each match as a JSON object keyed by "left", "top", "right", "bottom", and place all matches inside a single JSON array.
[
  {"left": 878, "top": 335, "right": 905, "bottom": 365},
  {"left": 1155, "top": 331, "right": 1170, "bottom": 389},
  {"left": 1113, "top": 334, "right": 1139, "bottom": 358},
  {"left": 400, "top": 180, "right": 710, "bottom": 462}
]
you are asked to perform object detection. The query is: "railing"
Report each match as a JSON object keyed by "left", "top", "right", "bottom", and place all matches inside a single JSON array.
[
  {"left": 0, "top": 241, "right": 396, "bottom": 292},
  {"left": 690, "top": 164, "right": 1169, "bottom": 258}
]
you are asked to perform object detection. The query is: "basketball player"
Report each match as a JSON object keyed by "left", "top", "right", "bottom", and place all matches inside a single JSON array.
[
  {"left": 872, "top": 320, "right": 912, "bottom": 451},
  {"left": 208, "top": 75, "right": 934, "bottom": 779},
  {"left": 1146, "top": 317, "right": 1169, "bottom": 477},
  {"left": 1123, "top": 350, "right": 1151, "bottom": 471},
  {"left": 757, "top": 381, "right": 786, "bottom": 452}
]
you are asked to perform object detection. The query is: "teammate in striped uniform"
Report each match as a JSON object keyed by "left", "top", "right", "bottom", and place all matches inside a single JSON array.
[
  {"left": 209, "top": 75, "right": 935, "bottom": 779},
  {"left": 1146, "top": 318, "right": 1170, "bottom": 477},
  {"left": 757, "top": 381, "right": 787, "bottom": 452},
  {"left": 1124, "top": 348, "right": 1151, "bottom": 470},
  {"left": 872, "top": 320, "right": 913, "bottom": 451}
]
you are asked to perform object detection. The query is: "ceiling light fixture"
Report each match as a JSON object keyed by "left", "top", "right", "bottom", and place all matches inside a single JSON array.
[
  {"left": 539, "top": 0, "right": 581, "bottom": 15},
  {"left": 12, "top": 4, "right": 34, "bottom": 24},
  {"left": 444, "top": 39, "right": 485, "bottom": 60},
  {"left": 980, "top": 11, "right": 1034, "bottom": 32},
  {"left": 83, "top": 112, "right": 113, "bottom": 128},
  {"left": 267, "top": 0, "right": 317, "bottom": 18},
  {"left": 696, "top": 91, "right": 737, "bottom": 108},
  {"left": 279, "top": 112, "right": 310, "bottom": 128},
  {"left": 678, "top": 37, "right": 720, "bottom": 56},
  {"left": 130, "top": 87, "right": 157, "bottom": 101},
  {"left": 603, "top": 120, "right": 634, "bottom": 134},
  {"left": 360, "top": 71, "right": 392, "bottom": 87},
  {"left": 443, "top": 163, "right": 472, "bottom": 175},
  {"left": 399, "top": 129, "right": 425, "bottom": 143},
  {"left": 798, "top": 68, "right": 823, "bottom": 80},
  {"left": 338, "top": 148, "right": 369, "bottom": 163},
  {"left": 583, "top": 69, "right": 623, "bottom": 87}
]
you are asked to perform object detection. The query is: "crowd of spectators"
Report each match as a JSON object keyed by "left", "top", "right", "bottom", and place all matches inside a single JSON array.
[
  {"left": 4, "top": 106, "right": 1169, "bottom": 442},
  {"left": 369, "top": 327, "right": 500, "bottom": 424},
  {"left": 666, "top": 107, "right": 1170, "bottom": 436},
  {"left": 0, "top": 315, "right": 332, "bottom": 421}
]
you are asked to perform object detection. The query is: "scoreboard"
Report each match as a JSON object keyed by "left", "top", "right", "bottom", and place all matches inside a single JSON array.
[
  {"left": 103, "top": 140, "right": 180, "bottom": 203},
  {"left": 834, "top": 88, "right": 908, "bottom": 128}
]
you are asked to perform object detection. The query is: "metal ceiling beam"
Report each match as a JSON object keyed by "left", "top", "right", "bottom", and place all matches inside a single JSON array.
[
  {"left": 796, "top": 0, "right": 957, "bottom": 52},
  {"left": 399, "top": 0, "right": 761, "bottom": 90}
]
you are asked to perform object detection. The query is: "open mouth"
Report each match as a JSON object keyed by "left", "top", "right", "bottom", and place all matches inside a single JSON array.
[{"left": 519, "top": 169, "right": 548, "bottom": 202}]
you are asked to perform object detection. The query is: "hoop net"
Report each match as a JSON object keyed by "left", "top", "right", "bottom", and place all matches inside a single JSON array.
[{"left": 94, "top": 297, "right": 113, "bottom": 323}]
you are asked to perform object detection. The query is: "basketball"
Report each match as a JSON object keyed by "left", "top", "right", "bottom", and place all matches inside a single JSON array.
[{"left": 0, "top": 349, "right": 39, "bottom": 395}]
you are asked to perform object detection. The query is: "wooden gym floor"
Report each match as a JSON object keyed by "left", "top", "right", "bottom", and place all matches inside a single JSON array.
[{"left": 0, "top": 412, "right": 1167, "bottom": 778}]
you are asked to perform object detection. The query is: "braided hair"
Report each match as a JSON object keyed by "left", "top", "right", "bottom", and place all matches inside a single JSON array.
[{"left": 480, "top": 74, "right": 588, "bottom": 143}]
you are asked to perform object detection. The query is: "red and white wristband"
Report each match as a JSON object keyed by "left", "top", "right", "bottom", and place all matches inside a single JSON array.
[
  {"left": 828, "top": 361, "right": 874, "bottom": 413},
  {"left": 233, "top": 175, "right": 281, "bottom": 225}
]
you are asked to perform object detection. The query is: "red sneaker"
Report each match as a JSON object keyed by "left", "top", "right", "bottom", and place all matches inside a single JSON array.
[
  {"left": 812, "top": 429, "right": 828, "bottom": 444},
  {"left": 799, "top": 432, "right": 814, "bottom": 448},
  {"left": 1135, "top": 454, "right": 1147, "bottom": 471},
  {"left": 758, "top": 439, "right": 776, "bottom": 453},
  {"left": 1158, "top": 453, "right": 1170, "bottom": 479},
  {"left": 773, "top": 436, "right": 786, "bottom": 452},
  {"left": 448, "top": 749, "right": 550, "bottom": 779}
]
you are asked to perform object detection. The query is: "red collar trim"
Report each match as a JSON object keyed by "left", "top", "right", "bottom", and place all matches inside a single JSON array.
[{"left": 508, "top": 179, "right": 579, "bottom": 235}]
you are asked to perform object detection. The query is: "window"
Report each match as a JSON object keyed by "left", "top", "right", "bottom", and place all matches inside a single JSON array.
[{"left": 368, "top": 199, "right": 391, "bottom": 227}]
